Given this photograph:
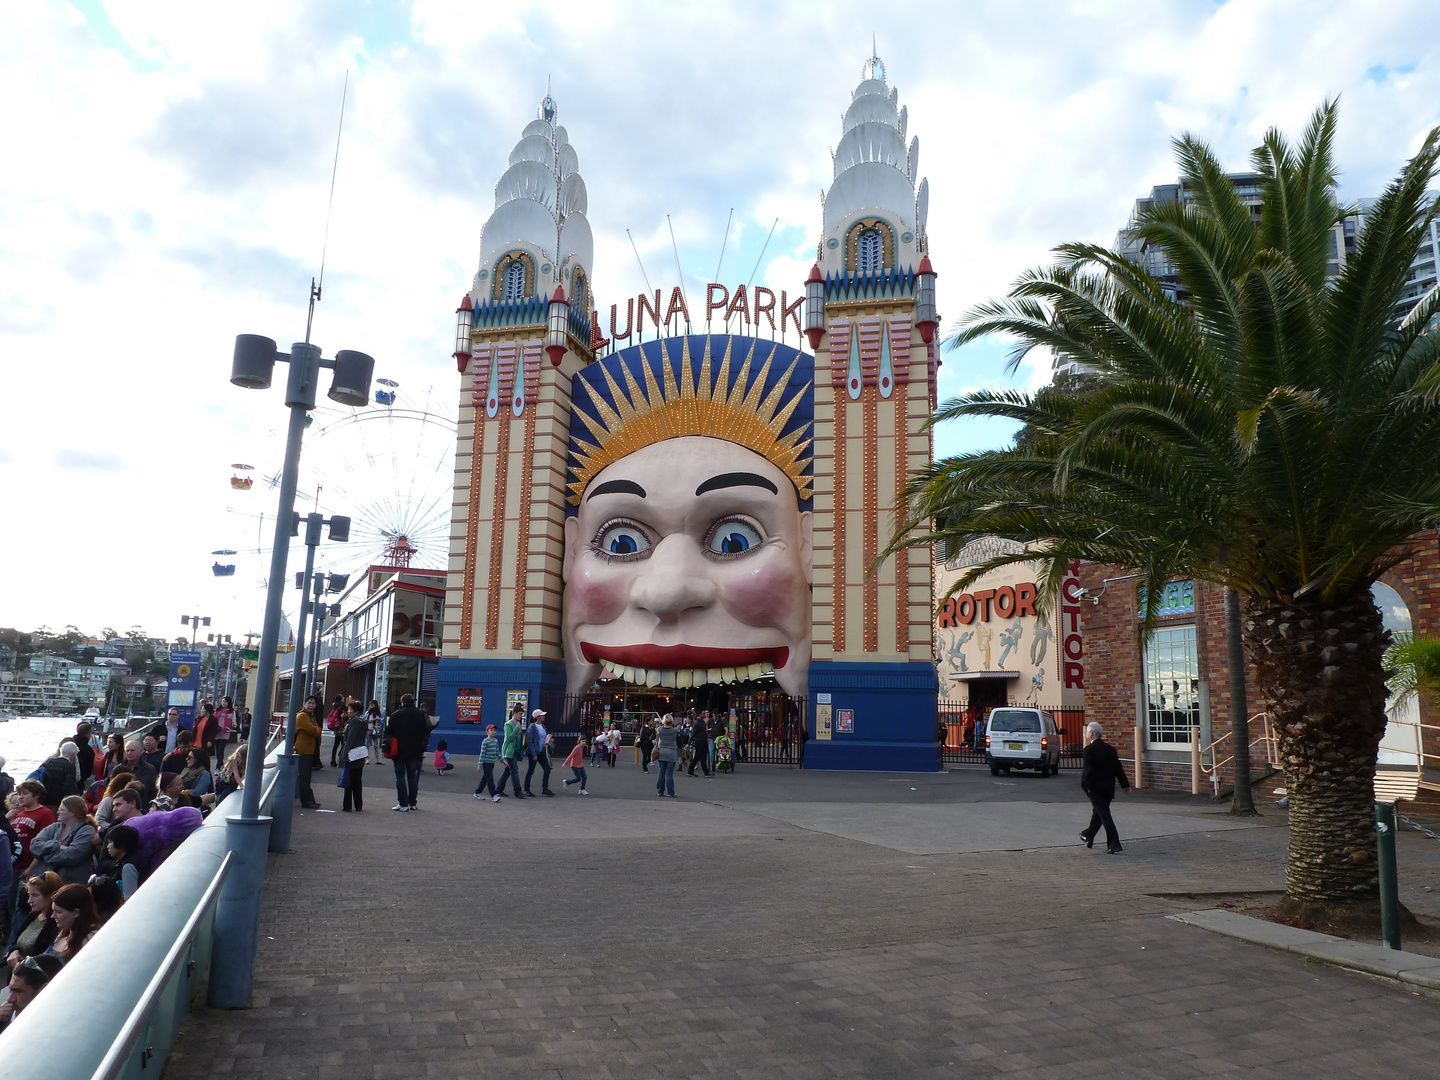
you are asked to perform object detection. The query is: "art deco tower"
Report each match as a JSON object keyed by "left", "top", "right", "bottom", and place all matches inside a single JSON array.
[
  {"left": 437, "top": 92, "right": 597, "bottom": 736},
  {"left": 802, "top": 50, "right": 940, "bottom": 768}
]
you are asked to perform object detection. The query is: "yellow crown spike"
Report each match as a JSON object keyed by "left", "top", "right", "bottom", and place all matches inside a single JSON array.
[{"left": 567, "top": 334, "right": 814, "bottom": 506}]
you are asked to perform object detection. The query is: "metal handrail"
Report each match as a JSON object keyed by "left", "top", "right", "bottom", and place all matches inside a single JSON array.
[
  {"left": 1200, "top": 713, "right": 1277, "bottom": 786},
  {"left": 90, "top": 851, "right": 235, "bottom": 1080}
]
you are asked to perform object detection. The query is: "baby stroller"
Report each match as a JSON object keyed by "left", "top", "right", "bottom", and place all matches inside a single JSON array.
[{"left": 713, "top": 734, "right": 735, "bottom": 772}]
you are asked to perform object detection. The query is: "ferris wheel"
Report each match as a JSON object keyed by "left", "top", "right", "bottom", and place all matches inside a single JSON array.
[{"left": 224, "top": 380, "right": 458, "bottom": 592}]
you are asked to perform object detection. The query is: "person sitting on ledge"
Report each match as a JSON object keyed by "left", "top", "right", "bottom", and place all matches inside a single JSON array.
[
  {"left": 45, "top": 883, "right": 100, "bottom": 962},
  {"left": 0, "top": 954, "right": 64, "bottom": 1031}
]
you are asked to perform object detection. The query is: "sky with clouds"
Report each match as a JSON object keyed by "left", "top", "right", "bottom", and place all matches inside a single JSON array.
[{"left": 2, "top": 0, "right": 1439, "bottom": 641}]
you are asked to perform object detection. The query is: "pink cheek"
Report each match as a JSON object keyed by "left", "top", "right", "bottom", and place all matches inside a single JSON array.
[
  {"left": 719, "top": 558, "right": 801, "bottom": 629},
  {"left": 569, "top": 563, "right": 630, "bottom": 625}
]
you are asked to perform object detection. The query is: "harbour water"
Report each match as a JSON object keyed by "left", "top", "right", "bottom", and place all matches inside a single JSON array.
[{"left": 0, "top": 716, "right": 127, "bottom": 783}]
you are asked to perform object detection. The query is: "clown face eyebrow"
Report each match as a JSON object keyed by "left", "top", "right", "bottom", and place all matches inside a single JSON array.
[
  {"left": 695, "top": 471, "right": 779, "bottom": 496},
  {"left": 587, "top": 479, "right": 647, "bottom": 501}
]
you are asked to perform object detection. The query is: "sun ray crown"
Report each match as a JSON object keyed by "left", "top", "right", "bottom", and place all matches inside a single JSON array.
[{"left": 568, "top": 336, "right": 814, "bottom": 505}]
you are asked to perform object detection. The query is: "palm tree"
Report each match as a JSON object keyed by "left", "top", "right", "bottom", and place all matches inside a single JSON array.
[
  {"left": 890, "top": 102, "right": 1440, "bottom": 912},
  {"left": 1385, "top": 633, "right": 1440, "bottom": 705}
]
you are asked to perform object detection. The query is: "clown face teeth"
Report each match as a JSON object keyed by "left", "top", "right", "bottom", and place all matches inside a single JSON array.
[
  {"left": 658, "top": 670, "right": 676, "bottom": 688},
  {"left": 707, "top": 668, "right": 722, "bottom": 684},
  {"left": 746, "top": 663, "right": 763, "bottom": 679},
  {"left": 644, "top": 667, "right": 660, "bottom": 687}
]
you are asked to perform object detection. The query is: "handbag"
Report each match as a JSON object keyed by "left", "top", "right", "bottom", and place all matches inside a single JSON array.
[
  {"left": 384, "top": 737, "right": 398, "bottom": 760},
  {"left": 337, "top": 763, "right": 350, "bottom": 788},
  {"left": 347, "top": 745, "right": 370, "bottom": 762}
]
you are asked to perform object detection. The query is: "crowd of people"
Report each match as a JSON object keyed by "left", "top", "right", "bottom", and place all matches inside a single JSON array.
[
  {"left": 291, "top": 692, "right": 437, "bottom": 814},
  {"left": 0, "top": 708, "right": 249, "bottom": 1031},
  {"left": 469, "top": 706, "right": 738, "bottom": 802}
]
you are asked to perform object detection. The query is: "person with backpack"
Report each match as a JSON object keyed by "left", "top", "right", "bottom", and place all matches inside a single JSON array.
[
  {"left": 384, "top": 694, "right": 431, "bottom": 812},
  {"left": 325, "top": 696, "right": 346, "bottom": 766},
  {"left": 523, "top": 709, "right": 554, "bottom": 796}
]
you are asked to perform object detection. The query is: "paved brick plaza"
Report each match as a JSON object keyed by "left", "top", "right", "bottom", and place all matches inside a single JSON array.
[{"left": 168, "top": 760, "right": 1440, "bottom": 1079}]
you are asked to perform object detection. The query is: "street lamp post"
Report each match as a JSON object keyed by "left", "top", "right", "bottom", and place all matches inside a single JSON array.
[
  {"left": 270, "top": 517, "right": 349, "bottom": 855},
  {"left": 209, "top": 335, "right": 372, "bottom": 1010}
]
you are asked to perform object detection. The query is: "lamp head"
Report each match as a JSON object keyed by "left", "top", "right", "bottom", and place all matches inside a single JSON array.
[
  {"left": 231, "top": 335, "right": 278, "bottom": 389},
  {"left": 328, "top": 350, "right": 374, "bottom": 406}
]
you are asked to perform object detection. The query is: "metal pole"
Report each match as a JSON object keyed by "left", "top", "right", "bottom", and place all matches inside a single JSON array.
[
  {"left": 211, "top": 343, "right": 318, "bottom": 1010},
  {"left": 271, "top": 540, "right": 317, "bottom": 855},
  {"left": 1377, "top": 802, "right": 1401, "bottom": 950},
  {"left": 307, "top": 576, "right": 325, "bottom": 701}
]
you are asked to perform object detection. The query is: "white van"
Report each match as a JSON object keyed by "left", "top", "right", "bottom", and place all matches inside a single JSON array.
[{"left": 984, "top": 707, "right": 1061, "bottom": 776}]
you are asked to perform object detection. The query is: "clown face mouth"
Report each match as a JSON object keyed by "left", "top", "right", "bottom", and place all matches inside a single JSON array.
[{"left": 579, "top": 643, "right": 789, "bottom": 688}]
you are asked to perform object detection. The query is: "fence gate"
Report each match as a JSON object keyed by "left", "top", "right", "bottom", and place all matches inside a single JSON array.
[{"left": 540, "top": 689, "right": 808, "bottom": 768}]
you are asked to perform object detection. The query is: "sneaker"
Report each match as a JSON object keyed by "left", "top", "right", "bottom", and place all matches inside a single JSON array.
[
  {"left": 580, "top": 789, "right": 588, "bottom": 795},
  {"left": 474, "top": 792, "right": 486, "bottom": 799},
  {"left": 563, "top": 778, "right": 573, "bottom": 787},
  {"left": 391, "top": 804, "right": 409, "bottom": 812},
  {"left": 408, "top": 805, "right": 418, "bottom": 811},
  {"left": 542, "top": 790, "right": 554, "bottom": 797},
  {"left": 492, "top": 794, "right": 501, "bottom": 802}
]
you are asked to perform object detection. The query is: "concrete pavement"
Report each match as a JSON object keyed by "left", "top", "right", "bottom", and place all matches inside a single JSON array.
[{"left": 165, "top": 757, "right": 1440, "bottom": 1078}]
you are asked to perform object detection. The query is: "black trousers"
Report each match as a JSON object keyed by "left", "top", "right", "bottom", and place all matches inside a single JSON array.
[
  {"left": 1083, "top": 793, "right": 1120, "bottom": 849},
  {"left": 343, "top": 763, "right": 364, "bottom": 810},
  {"left": 525, "top": 754, "right": 552, "bottom": 793},
  {"left": 297, "top": 755, "right": 318, "bottom": 807}
]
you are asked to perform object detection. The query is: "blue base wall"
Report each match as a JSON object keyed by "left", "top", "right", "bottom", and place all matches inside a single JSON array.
[
  {"left": 804, "top": 660, "right": 940, "bottom": 772},
  {"left": 434, "top": 658, "right": 567, "bottom": 755}
]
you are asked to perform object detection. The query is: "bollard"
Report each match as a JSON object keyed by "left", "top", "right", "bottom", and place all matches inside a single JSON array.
[
  {"left": 269, "top": 753, "right": 297, "bottom": 853},
  {"left": 1376, "top": 802, "right": 1401, "bottom": 951},
  {"left": 209, "top": 814, "right": 273, "bottom": 1007}
]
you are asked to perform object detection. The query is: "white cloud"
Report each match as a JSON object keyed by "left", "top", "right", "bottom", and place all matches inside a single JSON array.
[{"left": 3, "top": 0, "right": 1439, "bottom": 635}]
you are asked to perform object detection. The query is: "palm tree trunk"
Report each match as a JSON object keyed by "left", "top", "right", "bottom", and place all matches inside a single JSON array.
[
  {"left": 1225, "top": 586, "right": 1257, "bottom": 814},
  {"left": 1245, "top": 592, "right": 1389, "bottom": 907}
]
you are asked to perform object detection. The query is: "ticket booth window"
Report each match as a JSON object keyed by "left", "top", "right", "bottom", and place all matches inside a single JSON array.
[{"left": 1144, "top": 624, "right": 1199, "bottom": 745}]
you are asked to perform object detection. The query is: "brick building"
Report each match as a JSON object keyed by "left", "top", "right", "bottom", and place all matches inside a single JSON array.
[{"left": 1077, "top": 533, "right": 1440, "bottom": 793}]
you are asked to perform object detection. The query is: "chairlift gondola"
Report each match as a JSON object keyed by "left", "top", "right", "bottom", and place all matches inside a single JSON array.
[
  {"left": 230, "top": 463, "right": 255, "bottom": 490},
  {"left": 375, "top": 378, "right": 398, "bottom": 406},
  {"left": 212, "top": 563, "right": 237, "bottom": 577}
]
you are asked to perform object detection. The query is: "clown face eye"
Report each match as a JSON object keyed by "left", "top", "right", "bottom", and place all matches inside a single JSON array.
[
  {"left": 706, "top": 518, "right": 764, "bottom": 557},
  {"left": 594, "top": 521, "right": 651, "bottom": 560}
]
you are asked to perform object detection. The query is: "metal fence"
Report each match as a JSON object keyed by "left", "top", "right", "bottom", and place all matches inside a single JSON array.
[
  {"left": 938, "top": 701, "right": 1087, "bottom": 769},
  {"left": 538, "top": 690, "right": 809, "bottom": 768}
]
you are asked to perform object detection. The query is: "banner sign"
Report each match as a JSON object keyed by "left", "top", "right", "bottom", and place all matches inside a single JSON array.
[{"left": 167, "top": 651, "right": 202, "bottom": 731}]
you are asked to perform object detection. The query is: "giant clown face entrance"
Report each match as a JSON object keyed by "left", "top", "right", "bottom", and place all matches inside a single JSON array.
[{"left": 563, "top": 335, "right": 815, "bottom": 700}]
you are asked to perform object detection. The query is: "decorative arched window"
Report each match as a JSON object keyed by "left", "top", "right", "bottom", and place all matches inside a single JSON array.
[
  {"left": 857, "top": 228, "right": 883, "bottom": 274},
  {"left": 503, "top": 260, "right": 527, "bottom": 302},
  {"left": 571, "top": 268, "right": 587, "bottom": 312}
]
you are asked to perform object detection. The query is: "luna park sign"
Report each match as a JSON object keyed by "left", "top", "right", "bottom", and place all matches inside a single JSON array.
[{"left": 608, "top": 284, "right": 806, "bottom": 341}]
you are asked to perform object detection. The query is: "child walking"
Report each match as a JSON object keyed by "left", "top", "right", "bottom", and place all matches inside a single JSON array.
[
  {"left": 433, "top": 739, "right": 455, "bottom": 775},
  {"left": 561, "top": 735, "right": 589, "bottom": 794},
  {"left": 474, "top": 726, "right": 501, "bottom": 801}
]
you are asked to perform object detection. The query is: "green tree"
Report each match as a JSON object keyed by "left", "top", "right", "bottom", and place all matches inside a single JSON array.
[
  {"left": 889, "top": 102, "right": 1440, "bottom": 912},
  {"left": 1384, "top": 633, "right": 1440, "bottom": 704}
]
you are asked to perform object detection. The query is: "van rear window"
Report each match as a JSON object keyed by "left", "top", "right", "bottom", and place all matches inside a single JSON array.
[{"left": 988, "top": 710, "right": 1040, "bottom": 733}]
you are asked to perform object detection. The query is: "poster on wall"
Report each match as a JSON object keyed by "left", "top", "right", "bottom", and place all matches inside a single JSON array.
[
  {"left": 456, "top": 689, "right": 484, "bottom": 724},
  {"left": 816, "top": 703, "right": 833, "bottom": 741},
  {"left": 835, "top": 709, "right": 854, "bottom": 734},
  {"left": 505, "top": 689, "right": 529, "bottom": 720}
]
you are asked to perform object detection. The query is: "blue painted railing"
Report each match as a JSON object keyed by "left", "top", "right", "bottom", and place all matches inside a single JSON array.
[{"left": 0, "top": 742, "right": 284, "bottom": 1078}]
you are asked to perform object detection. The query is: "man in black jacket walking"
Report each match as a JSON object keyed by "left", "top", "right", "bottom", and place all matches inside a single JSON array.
[
  {"left": 687, "top": 711, "right": 710, "bottom": 777},
  {"left": 385, "top": 694, "right": 431, "bottom": 812},
  {"left": 1079, "top": 722, "right": 1131, "bottom": 854}
]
